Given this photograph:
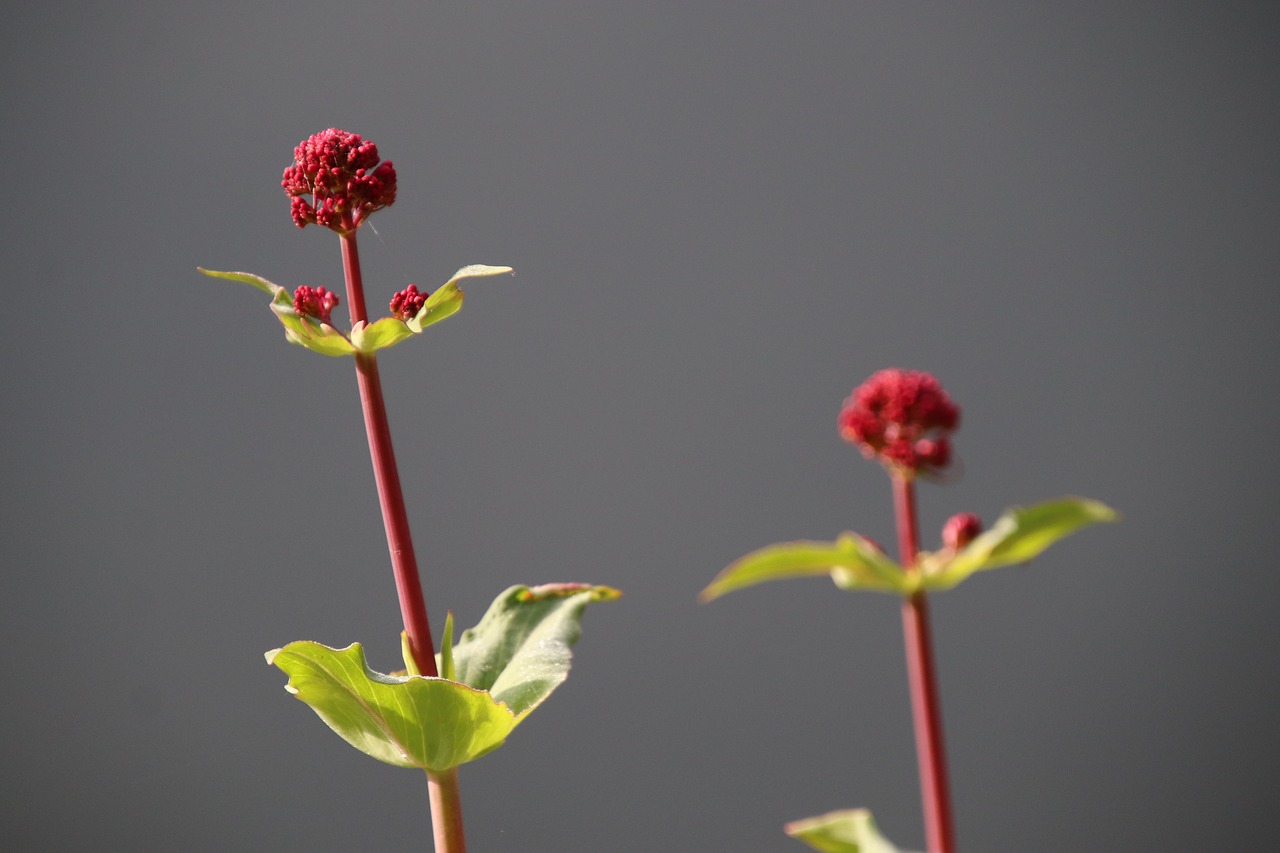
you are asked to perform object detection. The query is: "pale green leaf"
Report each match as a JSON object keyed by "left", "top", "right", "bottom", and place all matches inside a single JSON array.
[
  {"left": 403, "top": 266, "right": 513, "bottom": 334},
  {"left": 443, "top": 264, "right": 515, "bottom": 288},
  {"left": 406, "top": 281, "right": 464, "bottom": 333},
  {"left": 923, "top": 497, "right": 1118, "bottom": 591},
  {"left": 351, "top": 317, "right": 415, "bottom": 353},
  {"left": 266, "top": 641, "right": 516, "bottom": 772},
  {"left": 269, "top": 298, "right": 357, "bottom": 357},
  {"left": 447, "top": 584, "right": 621, "bottom": 721},
  {"left": 785, "top": 809, "right": 914, "bottom": 853},
  {"left": 197, "top": 267, "right": 284, "bottom": 295},
  {"left": 700, "top": 534, "right": 908, "bottom": 602}
]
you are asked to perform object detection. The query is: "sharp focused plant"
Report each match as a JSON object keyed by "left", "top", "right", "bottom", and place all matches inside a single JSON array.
[
  {"left": 202, "top": 129, "right": 616, "bottom": 852},
  {"left": 702, "top": 368, "right": 1116, "bottom": 853}
]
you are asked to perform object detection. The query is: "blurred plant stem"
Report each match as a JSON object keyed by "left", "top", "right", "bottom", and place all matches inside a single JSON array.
[{"left": 893, "top": 472, "right": 956, "bottom": 853}]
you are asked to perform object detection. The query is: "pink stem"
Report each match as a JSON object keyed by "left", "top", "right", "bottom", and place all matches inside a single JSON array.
[
  {"left": 428, "top": 769, "right": 468, "bottom": 853},
  {"left": 340, "top": 230, "right": 467, "bottom": 852},
  {"left": 339, "top": 229, "right": 438, "bottom": 678},
  {"left": 893, "top": 472, "right": 957, "bottom": 853}
]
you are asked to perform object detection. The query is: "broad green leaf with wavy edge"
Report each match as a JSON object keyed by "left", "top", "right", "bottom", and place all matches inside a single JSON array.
[
  {"left": 266, "top": 641, "right": 516, "bottom": 772},
  {"left": 920, "top": 497, "right": 1117, "bottom": 591},
  {"left": 785, "top": 809, "right": 915, "bottom": 853},
  {"left": 700, "top": 534, "right": 908, "bottom": 602},
  {"left": 447, "top": 584, "right": 621, "bottom": 720},
  {"left": 198, "top": 264, "right": 512, "bottom": 356},
  {"left": 267, "top": 583, "right": 617, "bottom": 772}
]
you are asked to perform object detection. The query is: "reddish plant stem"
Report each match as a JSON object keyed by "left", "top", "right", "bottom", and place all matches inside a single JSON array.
[
  {"left": 339, "top": 230, "right": 438, "bottom": 678},
  {"left": 340, "top": 230, "right": 463, "bottom": 851},
  {"left": 428, "top": 769, "right": 468, "bottom": 853},
  {"left": 892, "top": 472, "right": 957, "bottom": 853}
]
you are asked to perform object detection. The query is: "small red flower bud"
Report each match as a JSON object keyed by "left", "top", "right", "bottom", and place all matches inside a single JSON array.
[
  {"left": 942, "top": 512, "right": 982, "bottom": 550},
  {"left": 389, "top": 284, "right": 429, "bottom": 320},
  {"left": 293, "top": 285, "right": 339, "bottom": 325},
  {"left": 838, "top": 368, "right": 960, "bottom": 477},
  {"left": 281, "top": 129, "right": 397, "bottom": 233}
]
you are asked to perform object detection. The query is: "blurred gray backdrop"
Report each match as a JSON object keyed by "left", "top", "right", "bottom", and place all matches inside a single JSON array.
[{"left": 3, "top": 2, "right": 1277, "bottom": 851}]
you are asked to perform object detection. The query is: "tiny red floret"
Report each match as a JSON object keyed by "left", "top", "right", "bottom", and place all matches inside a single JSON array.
[
  {"left": 293, "top": 285, "right": 339, "bottom": 325},
  {"left": 838, "top": 368, "right": 960, "bottom": 477},
  {"left": 942, "top": 512, "right": 982, "bottom": 550},
  {"left": 282, "top": 128, "right": 397, "bottom": 233},
  {"left": 389, "top": 284, "right": 429, "bottom": 320}
]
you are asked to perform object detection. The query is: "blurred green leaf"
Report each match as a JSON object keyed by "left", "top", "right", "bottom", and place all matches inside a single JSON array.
[
  {"left": 266, "top": 641, "right": 516, "bottom": 772},
  {"left": 701, "top": 534, "right": 908, "bottom": 601},
  {"left": 785, "top": 809, "right": 913, "bottom": 853},
  {"left": 922, "top": 497, "right": 1118, "bottom": 591},
  {"left": 448, "top": 584, "right": 621, "bottom": 720}
]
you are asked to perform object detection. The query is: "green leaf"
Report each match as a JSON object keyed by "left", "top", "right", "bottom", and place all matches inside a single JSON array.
[
  {"left": 439, "top": 612, "right": 457, "bottom": 683},
  {"left": 266, "top": 641, "right": 516, "bottom": 772},
  {"left": 700, "top": 534, "right": 908, "bottom": 602},
  {"left": 200, "top": 267, "right": 357, "bottom": 357},
  {"left": 785, "top": 809, "right": 914, "bottom": 853},
  {"left": 448, "top": 584, "right": 621, "bottom": 720},
  {"left": 403, "top": 266, "right": 512, "bottom": 334},
  {"left": 197, "top": 267, "right": 282, "bottom": 295},
  {"left": 445, "top": 264, "right": 515, "bottom": 288},
  {"left": 405, "top": 281, "right": 465, "bottom": 334},
  {"left": 922, "top": 497, "right": 1118, "bottom": 591},
  {"left": 351, "top": 317, "right": 415, "bottom": 353}
]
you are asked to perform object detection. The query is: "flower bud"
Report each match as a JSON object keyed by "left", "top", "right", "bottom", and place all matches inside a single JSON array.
[
  {"left": 389, "top": 284, "right": 429, "bottom": 320},
  {"left": 942, "top": 512, "right": 982, "bottom": 550},
  {"left": 293, "top": 285, "right": 339, "bottom": 325}
]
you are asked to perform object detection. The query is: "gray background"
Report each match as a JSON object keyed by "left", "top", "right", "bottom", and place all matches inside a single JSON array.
[{"left": 3, "top": 2, "right": 1277, "bottom": 851}]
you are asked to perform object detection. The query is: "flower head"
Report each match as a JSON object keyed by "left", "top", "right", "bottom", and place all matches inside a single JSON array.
[
  {"left": 389, "top": 284, "right": 429, "bottom": 320},
  {"left": 282, "top": 128, "right": 397, "bottom": 233},
  {"left": 942, "top": 512, "right": 982, "bottom": 550},
  {"left": 293, "top": 285, "right": 339, "bottom": 325},
  {"left": 838, "top": 368, "right": 960, "bottom": 477}
]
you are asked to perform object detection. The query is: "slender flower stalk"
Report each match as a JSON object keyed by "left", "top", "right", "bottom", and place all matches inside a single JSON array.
[
  {"left": 893, "top": 473, "right": 956, "bottom": 853},
  {"left": 339, "top": 231, "right": 439, "bottom": 679}
]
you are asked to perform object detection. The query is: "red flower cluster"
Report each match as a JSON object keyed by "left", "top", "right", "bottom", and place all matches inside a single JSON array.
[
  {"left": 282, "top": 129, "right": 397, "bottom": 232},
  {"left": 293, "top": 285, "right": 339, "bottom": 325},
  {"left": 942, "top": 512, "right": 982, "bottom": 550},
  {"left": 389, "top": 284, "right": 429, "bottom": 320},
  {"left": 838, "top": 368, "right": 960, "bottom": 476}
]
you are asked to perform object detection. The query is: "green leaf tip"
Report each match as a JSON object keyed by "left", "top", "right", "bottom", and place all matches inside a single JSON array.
[
  {"left": 785, "top": 809, "right": 915, "bottom": 853},
  {"left": 197, "top": 267, "right": 282, "bottom": 294},
  {"left": 919, "top": 496, "right": 1118, "bottom": 591},
  {"left": 266, "top": 640, "right": 517, "bottom": 772},
  {"left": 440, "top": 612, "right": 456, "bottom": 683},
  {"left": 700, "top": 535, "right": 908, "bottom": 602}
]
